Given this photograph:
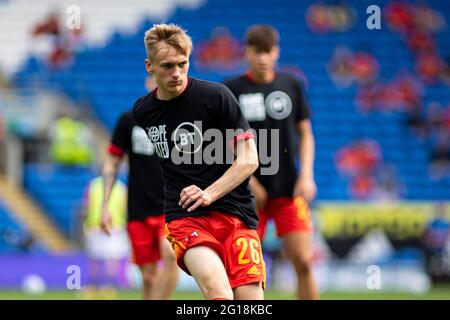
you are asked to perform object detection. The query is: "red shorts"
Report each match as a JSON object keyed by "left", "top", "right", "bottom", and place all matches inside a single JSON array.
[
  {"left": 127, "top": 215, "right": 165, "bottom": 266},
  {"left": 165, "top": 211, "right": 266, "bottom": 289},
  {"left": 258, "top": 196, "right": 312, "bottom": 240}
]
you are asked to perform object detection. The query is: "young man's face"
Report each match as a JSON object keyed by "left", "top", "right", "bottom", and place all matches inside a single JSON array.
[
  {"left": 145, "top": 42, "right": 189, "bottom": 98},
  {"left": 245, "top": 45, "right": 279, "bottom": 76}
]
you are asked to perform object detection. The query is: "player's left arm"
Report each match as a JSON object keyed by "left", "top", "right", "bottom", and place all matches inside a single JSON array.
[
  {"left": 179, "top": 137, "right": 259, "bottom": 212},
  {"left": 293, "top": 119, "right": 317, "bottom": 201}
]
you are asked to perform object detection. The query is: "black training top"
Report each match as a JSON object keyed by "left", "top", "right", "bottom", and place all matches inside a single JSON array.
[
  {"left": 133, "top": 77, "right": 258, "bottom": 229},
  {"left": 110, "top": 111, "right": 164, "bottom": 221},
  {"left": 224, "top": 72, "right": 311, "bottom": 198}
]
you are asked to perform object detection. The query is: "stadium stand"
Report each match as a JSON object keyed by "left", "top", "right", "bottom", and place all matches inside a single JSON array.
[
  {"left": 23, "top": 164, "right": 94, "bottom": 237},
  {"left": 7, "top": 0, "right": 450, "bottom": 233},
  {"left": 0, "top": 198, "right": 33, "bottom": 253}
]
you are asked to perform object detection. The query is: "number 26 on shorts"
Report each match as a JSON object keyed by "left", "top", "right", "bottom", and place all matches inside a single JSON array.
[{"left": 236, "top": 237, "right": 261, "bottom": 265}]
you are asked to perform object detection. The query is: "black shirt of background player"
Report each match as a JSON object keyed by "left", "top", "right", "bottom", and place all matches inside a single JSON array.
[
  {"left": 110, "top": 111, "right": 164, "bottom": 221},
  {"left": 133, "top": 77, "right": 258, "bottom": 230},
  {"left": 224, "top": 73, "right": 311, "bottom": 199}
]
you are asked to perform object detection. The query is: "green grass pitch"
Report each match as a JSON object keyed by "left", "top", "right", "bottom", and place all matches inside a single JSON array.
[{"left": 1, "top": 287, "right": 449, "bottom": 300}]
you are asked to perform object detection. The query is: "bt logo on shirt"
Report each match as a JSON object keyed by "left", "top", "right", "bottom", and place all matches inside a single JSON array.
[
  {"left": 173, "top": 121, "right": 203, "bottom": 154},
  {"left": 239, "top": 91, "right": 292, "bottom": 122},
  {"left": 146, "top": 125, "right": 169, "bottom": 158}
]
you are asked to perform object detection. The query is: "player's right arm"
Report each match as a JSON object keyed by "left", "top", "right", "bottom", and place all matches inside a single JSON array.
[
  {"left": 100, "top": 152, "right": 122, "bottom": 235},
  {"left": 100, "top": 112, "right": 129, "bottom": 235}
]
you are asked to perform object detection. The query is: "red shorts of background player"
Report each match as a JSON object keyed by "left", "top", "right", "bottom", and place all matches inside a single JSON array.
[
  {"left": 128, "top": 215, "right": 165, "bottom": 266},
  {"left": 258, "top": 196, "right": 313, "bottom": 240},
  {"left": 165, "top": 211, "right": 266, "bottom": 289}
]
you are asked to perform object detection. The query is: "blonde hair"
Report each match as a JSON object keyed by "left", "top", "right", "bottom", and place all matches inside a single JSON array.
[{"left": 144, "top": 23, "right": 193, "bottom": 61}]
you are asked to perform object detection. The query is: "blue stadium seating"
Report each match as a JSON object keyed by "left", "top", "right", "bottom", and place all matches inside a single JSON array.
[
  {"left": 0, "top": 199, "right": 35, "bottom": 253},
  {"left": 13, "top": 0, "right": 450, "bottom": 212},
  {"left": 23, "top": 164, "right": 96, "bottom": 236}
]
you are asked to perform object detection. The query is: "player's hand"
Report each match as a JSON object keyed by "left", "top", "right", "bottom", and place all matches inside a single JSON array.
[
  {"left": 250, "top": 181, "right": 268, "bottom": 212},
  {"left": 100, "top": 207, "right": 112, "bottom": 236},
  {"left": 293, "top": 175, "right": 317, "bottom": 202},
  {"left": 179, "top": 185, "right": 212, "bottom": 213}
]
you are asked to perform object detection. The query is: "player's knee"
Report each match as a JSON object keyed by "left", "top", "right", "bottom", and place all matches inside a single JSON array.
[
  {"left": 141, "top": 268, "right": 158, "bottom": 287},
  {"left": 162, "top": 248, "right": 177, "bottom": 267},
  {"left": 292, "top": 254, "right": 313, "bottom": 275},
  {"left": 201, "top": 277, "right": 232, "bottom": 299}
]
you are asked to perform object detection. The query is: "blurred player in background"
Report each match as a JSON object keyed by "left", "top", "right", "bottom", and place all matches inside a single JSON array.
[
  {"left": 133, "top": 24, "right": 265, "bottom": 300},
  {"left": 100, "top": 75, "right": 179, "bottom": 300},
  {"left": 225, "top": 24, "right": 319, "bottom": 300},
  {"left": 81, "top": 175, "right": 129, "bottom": 299}
]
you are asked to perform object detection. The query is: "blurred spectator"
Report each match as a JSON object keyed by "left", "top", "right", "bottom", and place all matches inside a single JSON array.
[
  {"left": 393, "top": 72, "right": 423, "bottom": 111},
  {"left": 415, "top": 52, "right": 447, "bottom": 84},
  {"left": 195, "top": 27, "right": 244, "bottom": 71},
  {"left": 336, "top": 139, "right": 382, "bottom": 177},
  {"left": 394, "top": 73, "right": 427, "bottom": 136},
  {"left": 0, "top": 228, "right": 35, "bottom": 253},
  {"left": 328, "top": 48, "right": 379, "bottom": 88},
  {"left": 349, "top": 174, "right": 377, "bottom": 199},
  {"left": 32, "top": 12, "right": 61, "bottom": 37},
  {"left": 406, "top": 30, "right": 436, "bottom": 53},
  {"left": 306, "top": 2, "right": 356, "bottom": 34},
  {"left": 31, "top": 11, "right": 84, "bottom": 69},
  {"left": 442, "top": 56, "right": 450, "bottom": 86},
  {"left": 336, "top": 141, "right": 406, "bottom": 200},
  {"left": 426, "top": 102, "right": 444, "bottom": 134},
  {"left": 405, "top": 105, "right": 427, "bottom": 138},
  {"left": 444, "top": 104, "right": 450, "bottom": 132},
  {"left": 336, "top": 139, "right": 382, "bottom": 199},
  {"left": 355, "top": 72, "right": 424, "bottom": 115},
  {"left": 48, "top": 43, "right": 72, "bottom": 68},
  {"left": 355, "top": 82, "right": 398, "bottom": 113},
  {"left": 327, "top": 46, "right": 354, "bottom": 87},
  {"left": 426, "top": 103, "right": 450, "bottom": 180},
  {"left": 377, "top": 82, "right": 404, "bottom": 112},
  {"left": 423, "top": 203, "right": 450, "bottom": 252},
  {"left": 355, "top": 82, "right": 380, "bottom": 113},
  {"left": 81, "top": 176, "right": 129, "bottom": 299},
  {"left": 48, "top": 115, "right": 94, "bottom": 166},
  {"left": 383, "top": 0, "right": 446, "bottom": 36},
  {"left": 423, "top": 203, "right": 450, "bottom": 283},
  {"left": 412, "top": 2, "right": 446, "bottom": 34},
  {"left": 371, "top": 165, "right": 406, "bottom": 201},
  {"left": 384, "top": 0, "right": 415, "bottom": 34},
  {"left": 351, "top": 51, "right": 379, "bottom": 84}
]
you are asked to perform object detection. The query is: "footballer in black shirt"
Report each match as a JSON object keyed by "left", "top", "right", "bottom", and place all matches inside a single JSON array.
[
  {"left": 224, "top": 25, "right": 319, "bottom": 300},
  {"left": 132, "top": 24, "right": 266, "bottom": 300},
  {"left": 100, "top": 77, "right": 178, "bottom": 300}
]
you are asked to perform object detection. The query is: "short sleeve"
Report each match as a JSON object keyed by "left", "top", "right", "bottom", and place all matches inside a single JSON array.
[
  {"left": 132, "top": 94, "right": 151, "bottom": 129},
  {"left": 294, "top": 80, "right": 312, "bottom": 122},
  {"left": 110, "top": 113, "right": 130, "bottom": 153}
]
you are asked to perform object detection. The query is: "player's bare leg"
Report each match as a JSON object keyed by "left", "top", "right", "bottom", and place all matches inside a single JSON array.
[
  {"left": 154, "top": 238, "right": 179, "bottom": 299},
  {"left": 102, "top": 259, "right": 121, "bottom": 299},
  {"left": 84, "top": 259, "right": 101, "bottom": 299},
  {"left": 139, "top": 262, "right": 159, "bottom": 299},
  {"left": 184, "top": 246, "right": 233, "bottom": 300},
  {"left": 283, "top": 232, "right": 319, "bottom": 300},
  {"left": 233, "top": 282, "right": 264, "bottom": 300}
]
